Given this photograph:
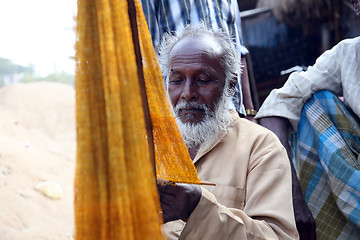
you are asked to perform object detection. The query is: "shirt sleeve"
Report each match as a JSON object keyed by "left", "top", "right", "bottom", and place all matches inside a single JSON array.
[
  {"left": 256, "top": 42, "right": 343, "bottom": 131},
  {"left": 179, "top": 132, "right": 299, "bottom": 240}
]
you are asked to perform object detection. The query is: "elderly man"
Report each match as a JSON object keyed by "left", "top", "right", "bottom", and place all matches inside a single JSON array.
[
  {"left": 256, "top": 1, "right": 360, "bottom": 239},
  {"left": 156, "top": 24, "right": 299, "bottom": 240}
]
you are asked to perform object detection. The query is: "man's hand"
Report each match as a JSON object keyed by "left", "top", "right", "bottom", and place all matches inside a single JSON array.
[{"left": 157, "top": 179, "right": 202, "bottom": 223}]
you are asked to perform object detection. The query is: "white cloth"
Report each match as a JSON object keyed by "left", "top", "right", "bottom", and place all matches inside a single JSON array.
[{"left": 256, "top": 37, "right": 360, "bottom": 131}]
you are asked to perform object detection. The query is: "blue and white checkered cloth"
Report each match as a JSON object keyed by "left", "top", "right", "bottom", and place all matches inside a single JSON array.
[{"left": 293, "top": 90, "right": 360, "bottom": 239}]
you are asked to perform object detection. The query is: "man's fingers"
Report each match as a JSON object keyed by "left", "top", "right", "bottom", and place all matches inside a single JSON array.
[{"left": 157, "top": 179, "right": 178, "bottom": 194}]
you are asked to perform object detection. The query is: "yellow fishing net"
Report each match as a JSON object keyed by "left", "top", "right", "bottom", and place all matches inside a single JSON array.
[{"left": 74, "top": 0, "right": 201, "bottom": 239}]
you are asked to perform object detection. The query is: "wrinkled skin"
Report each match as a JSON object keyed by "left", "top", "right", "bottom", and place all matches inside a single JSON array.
[{"left": 259, "top": 116, "right": 316, "bottom": 240}]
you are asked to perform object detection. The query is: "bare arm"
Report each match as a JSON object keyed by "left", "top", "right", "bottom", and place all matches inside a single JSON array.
[{"left": 241, "top": 56, "right": 256, "bottom": 122}]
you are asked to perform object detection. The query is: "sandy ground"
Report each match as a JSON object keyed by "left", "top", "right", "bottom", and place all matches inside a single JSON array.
[{"left": 0, "top": 82, "right": 76, "bottom": 240}]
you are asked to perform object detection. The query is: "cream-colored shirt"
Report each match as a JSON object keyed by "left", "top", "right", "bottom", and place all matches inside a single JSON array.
[
  {"left": 164, "top": 111, "right": 299, "bottom": 240},
  {"left": 256, "top": 37, "right": 360, "bottom": 131}
]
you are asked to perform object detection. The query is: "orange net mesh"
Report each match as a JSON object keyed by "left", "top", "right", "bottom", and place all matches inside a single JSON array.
[
  {"left": 74, "top": 0, "right": 201, "bottom": 239},
  {"left": 134, "top": 1, "right": 201, "bottom": 184}
]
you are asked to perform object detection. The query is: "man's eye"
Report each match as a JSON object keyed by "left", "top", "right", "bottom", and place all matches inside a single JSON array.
[
  {"left": 169, "top": 78, "right": 183, "bottom": 85},
  {"left": 196, "top": 77, "right": 211, "bottom": 84}
]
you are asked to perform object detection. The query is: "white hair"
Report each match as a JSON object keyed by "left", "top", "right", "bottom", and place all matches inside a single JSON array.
[{"left": 158, "top": 23, "right": 241, "bottom": 97}]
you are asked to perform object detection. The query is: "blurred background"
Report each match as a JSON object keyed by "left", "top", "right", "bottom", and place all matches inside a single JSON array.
[
  {"left": 0, "top": 0, "right": 76, "bottom": 86},
  {"left": 1, "top": 0, "right": 359, "bottom": 108},
  {"left": 239, "top": 0, "right": 360, "bottom": 108}
]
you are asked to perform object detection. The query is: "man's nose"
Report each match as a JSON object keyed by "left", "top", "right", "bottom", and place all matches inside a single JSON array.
[{"left": 181, "top": 79, "right": 198, "bottom": 100}]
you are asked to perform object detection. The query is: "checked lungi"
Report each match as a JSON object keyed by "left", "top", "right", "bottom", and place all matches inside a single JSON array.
[{"left": 292, "top": 90, "right": 360, "bottom": 239}]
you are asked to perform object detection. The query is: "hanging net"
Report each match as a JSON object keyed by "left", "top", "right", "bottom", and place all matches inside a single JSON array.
[{"left": 74, "top": 0, "right": 201, "bottom": 239}]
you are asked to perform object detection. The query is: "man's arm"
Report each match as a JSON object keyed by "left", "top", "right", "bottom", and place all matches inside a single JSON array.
[
  {"left": 241, "top": 56, "right": 257, "bottom": 122},
  {"left": 259, "top": 116, "right": 316, "bottom": 240},
  {"left": 158, "top": 130, "right": 299, "bottom": 239}
]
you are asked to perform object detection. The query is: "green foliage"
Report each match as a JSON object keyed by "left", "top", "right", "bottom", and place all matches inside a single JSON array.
[
  {"left": 43, "top": 71, "right": 74, "bottom": 85},
  {"left": 20, "top": 71, "right": 74, "bottom": 85},
  {"left": 0, "top": 57, "right": 74, "bottom": 86},
  {"left": 0, "top": 58, "right": 33, "bottom": 75},
  {"left": 0, "top": 58, "right": 16, "bottom": 75}
]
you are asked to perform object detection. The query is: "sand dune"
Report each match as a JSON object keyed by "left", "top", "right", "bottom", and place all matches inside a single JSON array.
[{"left": 0, "top": 82, "right": 76, "bottom": 240}]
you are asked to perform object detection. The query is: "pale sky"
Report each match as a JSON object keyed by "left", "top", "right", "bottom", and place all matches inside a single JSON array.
[{"left": 0, "top": 0, "right": 77, "bottom": 76}]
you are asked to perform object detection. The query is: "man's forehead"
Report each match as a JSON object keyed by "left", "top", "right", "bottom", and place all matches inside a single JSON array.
[{"left": 169, "top": 35, "right": 223, "bottom": 59}]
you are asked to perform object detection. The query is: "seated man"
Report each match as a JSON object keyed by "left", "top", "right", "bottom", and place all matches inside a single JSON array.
[
  {"left": 156, "top": 24, "right": 299, "bottom": 239},
  {"left": 256, "top": 1, "right": 360, "bottom": 239}
]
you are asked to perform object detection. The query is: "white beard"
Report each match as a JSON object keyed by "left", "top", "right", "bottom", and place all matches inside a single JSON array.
[{"left": 173, "top": 93, "right": 233, "bottom": 152}]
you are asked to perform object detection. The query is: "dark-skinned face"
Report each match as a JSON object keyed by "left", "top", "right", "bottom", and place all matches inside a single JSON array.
[{"left": 167, "top": 35, "right": 226, "bottom": 124}]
